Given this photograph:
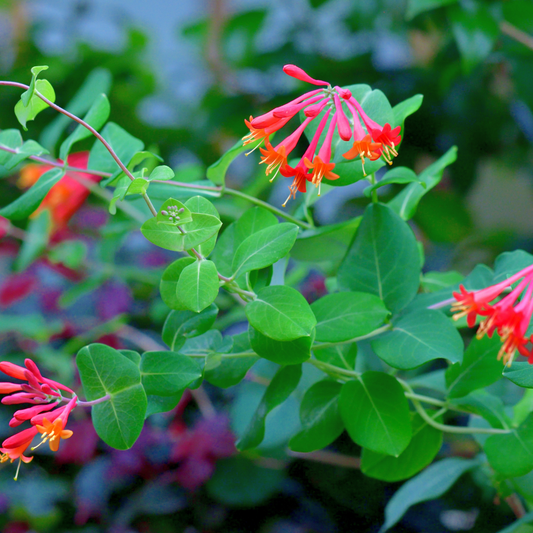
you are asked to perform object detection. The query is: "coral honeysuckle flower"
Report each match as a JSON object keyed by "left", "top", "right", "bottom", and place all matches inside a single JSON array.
[
  {"left": 18, "top": 152, "right": 101, "bottom": 232},
  {"left": 243, "top": 64, "right": 401, "bottom": 204},
  {"left": 451, "top": 264, "right": 533, "bottom": 365},
  {"left": 0, "top": 358, "right": 79, "bottom": 476},
  {"left": 1, "top": 426, "right": 37, "bottom": 479},
  {"left": 34, "top": 397, "right": 76, "bottom": 452},
  {"left": 342, "top": 134, "right": 382, "bottom": 175}
]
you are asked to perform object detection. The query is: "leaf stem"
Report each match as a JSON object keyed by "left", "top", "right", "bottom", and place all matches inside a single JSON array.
[
  {"left": 77, "top": 394, "right": 111, "bottom": 407},
  {"left": 399, "top": 379, "right": 511, "bottom": 435},
  {"left": 370, "top": 173, "right": 378, "bottom": 203},
  {"left": 152, "top": 179, "right": 312, "bottom": 229},
  {"left": 312, "top": 324, "right": 392, "bottom": 351}
]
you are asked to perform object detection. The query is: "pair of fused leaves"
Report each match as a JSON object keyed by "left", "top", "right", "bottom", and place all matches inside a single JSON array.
[
  {"left": 142, "top": 195, "right": 222, "bottom": 258},
  {"left": 157, "top": 197, "right": 221, "bottom": 313},
  {"left": 76, "top": 341, "right": 205, "bottom": 448}
]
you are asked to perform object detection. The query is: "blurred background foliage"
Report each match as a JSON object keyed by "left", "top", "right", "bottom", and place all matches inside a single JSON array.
[{"left": 1, "top": 0, "right": 533, "bottom": 531}]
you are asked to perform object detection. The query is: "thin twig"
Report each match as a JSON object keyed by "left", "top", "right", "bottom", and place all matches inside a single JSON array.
[
  {"left": 287, "top": 449, "right": 361, "bottom": 469},
  {"left": 505, "top": 493, "right": 527, "bottom": 519},
  {"left": 501, "top": 21, "right": 533, "bottom": 52}
]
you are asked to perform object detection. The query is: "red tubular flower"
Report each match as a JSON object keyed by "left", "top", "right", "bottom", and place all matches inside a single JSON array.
[
  {"left": 451, "top": 264, "right": 533, "bottom": 365},
  {"left": 35, "top": 404, "right": 75, "bottom": 452},
  {"left": 243, "top": 65, "right": 401, "bottom": 205},
  {"left": 18, "top": 152, "right": 101, "bottom": 233},
  {"left": 0, "top": 358, "right": 78, "bottom": 477}
]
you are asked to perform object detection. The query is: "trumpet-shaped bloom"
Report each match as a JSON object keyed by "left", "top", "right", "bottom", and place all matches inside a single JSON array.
[
  {"left": 0, "top": 359, "right": 78, "bottom": 477},
  {"left": 243, "top": 65, "right": 402, "bottom": 204},
  {"left": 451, "top": 264, "right": 533, "bottom": 365}
]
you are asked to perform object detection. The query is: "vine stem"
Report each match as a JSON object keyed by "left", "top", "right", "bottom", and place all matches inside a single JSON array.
[
  {"left": 399, "top": 379, "right": 512, "bottom": 435},
  {"left": 152, "top": 180, "right": 313, "bottom": 229},
  {"left": 0, "top": 81, "right": 257, "bottom": 290},
  {"left": 370, "top": 172, "right": 378, "bottom": 203},
  {"left": 0, "top": 81, "right": 138, "bottom": 184},
  {"left": 77, "top": 394, "right": 111, "bottom": 407},
  {"left": 312, "top": 324, "right": 392, "bottom": 351}
]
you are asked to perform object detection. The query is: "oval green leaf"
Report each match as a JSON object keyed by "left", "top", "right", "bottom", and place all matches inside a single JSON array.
[
  {"left": 339, "top": 372, "right": 411, "bottom": 456},
  {"left": 246, "top": 285, "right": 317, "bottom": 342},
  {"left": 311, "top": 292, "right": 389, "bottom": 343}
]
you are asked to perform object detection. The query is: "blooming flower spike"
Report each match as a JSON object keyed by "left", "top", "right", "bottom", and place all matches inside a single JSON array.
[{"left": 243, "top": 65, "right": 401, "bottom": 205}]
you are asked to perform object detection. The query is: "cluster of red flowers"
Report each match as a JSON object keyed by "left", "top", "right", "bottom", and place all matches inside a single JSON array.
[
  {"left": 0, "top": 359, "right": 77, "bottom": 479},
  {"left": 243, "top": 64, "right": 401, "bottom": 205},
  {"left": 18, "top": 152, "right": 100, "bottom": 233},
  {"left": 451, "top": 264, "right": 533, "bottom": 365}
]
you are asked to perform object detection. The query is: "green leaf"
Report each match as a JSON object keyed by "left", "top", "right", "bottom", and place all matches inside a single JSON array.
[
  {"left": 388, "top": 147, "right": 457, "bottom": 220},
  {"left": 249, "top": 325, "right": 313, "bottom": 365},
  {"left": 140, "top": 351, "right": 203, "bottom": 395},
  {"left": 315, "top": 343, "right": 357, "bottom": 370},
  {"left": 485, "top": 413, "right": 533, "bottom": 478},
  {"left": 176, "top": 259, "right": 219, "bottom": 313},
  {"left": 380, "top": 458, "right": 479, "bottom": 532},
  {"left": 446, "top": 335, "right": 504, "bottom": 399},
  {"left": 2, "top": 139, "right": 49, "bottom": 170},
  {"left": 161, "top": 305, "right": 218, "bottom": 350},
  {"left": 48, "top": 240, "right": 87, "bottom": 269},
  {"left": 340, "top": 372, "right": 412, "bottom": 456},
  {"left": 338, "top": 203, "right": 420, "bottom": 314},
  {"left": 0, "top": 167, "right": 64, "bottom": 221},
  {"left": 156, "top": 198, "right": 193, "bottom": 226},
  {"left": 126, "top": 178, "right": 149, "bottom": 195},
  {"left": 180, "top": 330, "right": 226, "bottom": 358},
  {"left": 371, "top": 309, "right": 464, "bottom": 370},
  {"left": 160, "top": 257, "right": 196, "bottom": 310},
  {"left": 140, "top": 213, "right": 221, "bottom": 252},
  {"left": 450, "top": 390, "right": 511, "bottom": 430},
  {"left": 312, "top": 292, "right": 389, "bottom": 343},
  {"left": 406, "top": 0, "right": 458, "bottom": 19},
  {"left": 362, "top": 413, "right": 443, "bottom": 482},
  {"left": 236, "top": 364, "right": 302, "bottom": 450},
  {"left": 14, "top": 210, "right": 51, "bottom": 271},
  {"left": 289, "top": 380, "right": 344, "bottom": 452},
  {"left": 207, "top": 137, "right": 261, "bottom": 186},
  {"left": 232, "top": 223, "right": 299, "bottom": 279},
  {"left": 40, "top": 68, "right": 112, "bottom": 151},
  {"left": 145, "top": 391, "right": 183, "bottom": 418},
  {"left": 234, "top": 206, "right": 278, "bottom": 243},
  {"left": 15, "top": 79, "right": 56, "bottom": 130},
  {"left": 421, "top": 270, "right": 464, "bottom": 292},
  {"left": 205, "top": 332, "right": 259, "bottom": 388},
  {"left": 493, "top": 250, "right": 533, "bottom": 284},
  {"left": 449, "top": 3, "right": 499, "bottom": 74},
  {"left": 185, "top": 196, "right": 220, "bottom": 257},
  {"left": 148, "top": 165, "right": 174, "bottom": 181},
  {"left": 504, "top": 362, "right": 533, "bottom": 388},
  {"left": 392, "top": 94, "right": 424, "bottom": 128},
  {"left": 246, "top": 285, "right": 317, "bottom": 342},
  {"left": 88, "top": 122, "right": 144, "bottom": 174},
  {"left": 363, "top": 167, "right": 421, "bottom": 198},
  {"left": 290, "top": 218, "right": 361, "bottom": 266},
  {"left": 21, "top": 66, "right": 49, "bottom": 106},
  {"left": 59, "top": 93, "right": 110, "bottom": 161},
  {"left": 211, "top": 223, "right": 236, "bottom": 277},
  {"left": 76, "top": 343, "right": 147, "bottom": 449},
  {"left": 0, "top": 129, "right": 23, "bottom": 165}
]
